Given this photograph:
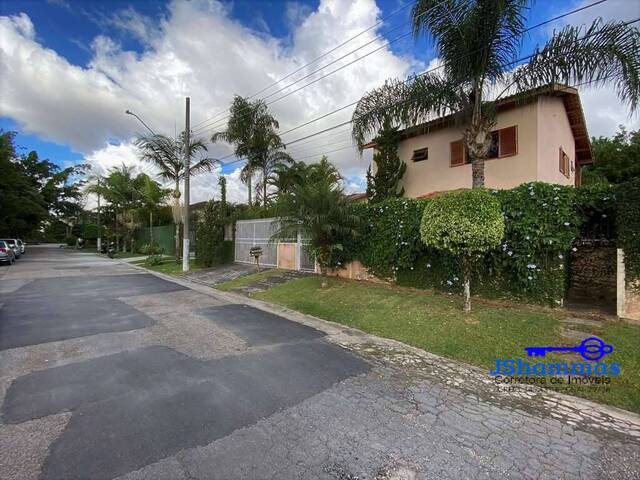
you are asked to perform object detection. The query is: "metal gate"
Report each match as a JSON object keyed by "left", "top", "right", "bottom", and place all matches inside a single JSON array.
[
  {"left": 233, "top": 218, "right": 316, "bottom": 272},
  {"left": 234, "top": 218, "right": 279, "bottom": 266}
]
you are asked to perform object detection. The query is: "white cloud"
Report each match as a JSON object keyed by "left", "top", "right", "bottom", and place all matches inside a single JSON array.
[{"left": 0, "top": 0, "right": 414, "bottom": 201}]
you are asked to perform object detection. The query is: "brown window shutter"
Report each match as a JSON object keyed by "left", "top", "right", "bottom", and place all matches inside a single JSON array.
[
  {"left": 499, "top": 126, "right": 517, "bottom": 157},
  {"left": 450, "top": 139, "right": 464, "bottom": 167}
]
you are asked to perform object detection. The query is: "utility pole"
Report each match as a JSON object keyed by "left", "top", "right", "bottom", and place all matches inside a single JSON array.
[
  {"left": 96, "top": 189, "right": 102, "bottom": 253},
  {"left": 182, "top": 97, "right": 191, "bottom": 272}
]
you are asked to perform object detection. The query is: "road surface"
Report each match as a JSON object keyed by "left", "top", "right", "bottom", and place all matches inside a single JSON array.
[{"left": 0, "top": 245, "right": 639, "bottom": 479}]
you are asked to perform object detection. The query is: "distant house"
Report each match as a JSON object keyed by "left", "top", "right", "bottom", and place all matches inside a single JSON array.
[
  {"left": 363, "top": 84, "right": 593, "bottom": 199},
  {"left": 345, "top": 192, "right": 368, "bottom": 202}
]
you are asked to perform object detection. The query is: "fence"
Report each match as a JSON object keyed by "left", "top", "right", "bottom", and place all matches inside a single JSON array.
[
  {"left": 233, "top": 218, "right": 315, "bottom": 272},
  {"left": 136, "top": 224, "right": 176, "bottom": 255}
]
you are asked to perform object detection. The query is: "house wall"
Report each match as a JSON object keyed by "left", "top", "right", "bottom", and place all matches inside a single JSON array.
[
  {"left": 396, "top": 101, "right": 539, "bottom": 198},
  {"left": 536, "top": 96, "right": 576, "bottom": 186}
]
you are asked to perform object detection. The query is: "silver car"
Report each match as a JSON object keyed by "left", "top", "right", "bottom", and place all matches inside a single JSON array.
[
  {"left": 17, "top": 239, "right": 25, "bottom": 254},
  {"left": 0, "top": 239, "right": 20, "bottom": 259},
  {"left": 0, "top": 240, "right": 16, "bottom": 265}
]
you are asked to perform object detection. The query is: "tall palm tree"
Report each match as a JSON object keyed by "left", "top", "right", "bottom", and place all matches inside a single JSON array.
[
  {"left": 212, "top": 96, "right": 291, "bottom": 207},
  {"left": 135, "top": 132, "right": 214, "bottom": 261},
  {"left": 273, "top": 157, "right": 359, "bottom": 287},
  {"left": 136, "top": 174, "right": 170, "bottom": 243},
  {"left": 351, "top": 1, "right": 640, "bottom": 188}
]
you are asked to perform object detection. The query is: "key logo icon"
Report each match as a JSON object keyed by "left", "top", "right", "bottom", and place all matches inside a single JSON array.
[{"left": 525, "top": 337, "right": 614, "bottom": 362}]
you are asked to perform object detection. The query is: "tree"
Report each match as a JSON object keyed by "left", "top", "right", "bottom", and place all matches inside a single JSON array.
[
  {"left": 583, "top": 126, "right": 640, "bottom": 184},
  {"left": 137, "top": 174, "right": 170, "bottom": 242},
  {"left": 135, "top": 132, "right": 214, "bottom": 262},
  {"left": 212, "top": 96, "right": 291, "bottom": 207},
  {"left": 351, "top": 1, "right": 640, "bottom": 188},
  {"left": 0, "top": 132, "right": 47, "bottom": 237},
  {"left": 366, "top": 120, "right": 406, "bottom": 202},
  {"left": 273, "top": 157, "right": 359, "bottom": 287},
  {"left": 420, "top": 189, "right": 504, "bottom": 311}
]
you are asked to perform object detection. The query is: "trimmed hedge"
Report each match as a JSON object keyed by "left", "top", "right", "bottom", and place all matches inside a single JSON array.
[
  {"left": 617, "top": 179, "right": 640, "bottom": 282},
  {"left": 345, "top": 182, "right": 615, "bottom": 305}
]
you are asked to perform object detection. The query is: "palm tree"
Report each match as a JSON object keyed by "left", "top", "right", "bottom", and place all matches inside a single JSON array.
[
  {"left": 351, "top": 1, "right": 640, "bottom": 188},
  {"left": 273, "top": 157, "right": 359, "bottom": 287},
  {"left": 135, "top": 132, "right": 214, "bottom": 262},
  {"left": 212, "top": 96, "right": 291, "bottom": 207},
  {"left": 136, "top": 174, "right": 170, "bottom": 243}
]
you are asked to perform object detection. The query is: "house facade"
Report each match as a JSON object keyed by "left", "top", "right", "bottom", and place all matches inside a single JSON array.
[{"left": 365, "top": 84, "right": 593, "bottom": 199}]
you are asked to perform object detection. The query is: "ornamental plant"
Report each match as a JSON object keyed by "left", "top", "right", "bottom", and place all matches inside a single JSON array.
[{"left": 420, "top": 189, "right": 504, "bottom": 311}]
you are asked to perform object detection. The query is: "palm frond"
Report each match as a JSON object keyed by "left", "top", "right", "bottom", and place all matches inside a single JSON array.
[{"left": 502, "top": 19, "right": 640, "bottom": 111}]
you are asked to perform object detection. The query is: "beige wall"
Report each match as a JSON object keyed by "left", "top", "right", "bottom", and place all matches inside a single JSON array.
[
  {"left": 391, "top": 96, "right": 575, "bottom": 198},
  {"left": 536, "top": 96, "right": 575, "bottom": 186}
]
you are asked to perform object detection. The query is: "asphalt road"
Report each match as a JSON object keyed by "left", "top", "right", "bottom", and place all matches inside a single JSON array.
[{"left": 1, "top": 246, "right": 639, "bottom": 480}]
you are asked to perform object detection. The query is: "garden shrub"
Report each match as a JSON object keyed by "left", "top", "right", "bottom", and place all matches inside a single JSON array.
[
  {"left": 139, "top": 242, "right": 164, "bottom": 255},
  {"left": 195, "top": 200, "right": 228, "bottom": 268},
  {"left": 617, "top": 178, "right": 640, "bottom": 282},
  {"left": 65, "top": 235, "right": 77, "bottom": 246},
  {"left": 351, "top": 182, "right": 617, "bottom": 305},
  {"left": 145, "top": 253, "right": 164, "bottom": 266}
]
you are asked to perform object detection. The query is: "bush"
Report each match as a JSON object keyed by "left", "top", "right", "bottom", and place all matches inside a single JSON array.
[
  {"left": 195, "top": 201, "right": 228, "bottom": 268},
  {"left": 350, "top": 182, "right": 617, "bottom": 305},
  {"left": 617, "top": 179, "right": 640, "bottom": 282},
  {"left": 420, "top": 189, "right": 504, "bottom": 310},
  {"left": 139, "top": 242, "right": 164, "bottom": 255},
  {"left": 145, "top": 254, "right": 164, "bottom": 266},
  {"left": 65, "top": 235, "right": 77, "bottom": 246}
]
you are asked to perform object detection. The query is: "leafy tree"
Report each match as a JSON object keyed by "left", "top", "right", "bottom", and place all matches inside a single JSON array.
[
  {"left": 352, "top": 1, "right": 640, "bottom": 188},
  {"left": 137, "top": 174, "right": 170, "bottom": 242},
  {"left": 583, "top": 126, "right": 640, "bottom": 184},
  {"left": 273, "top": 157, "right": 359, "bottom": 287},
  {"left": 366, "top": 120, "right": 406, "bottom": 202},
  {"left": 212, "top": 96, "right": 292, "bottom": 207},
  {"left": 135, "top": 132, "right": 214, "bottom": 261},
  {"left": 420, "top": 189, "right": 504, "bottom": 311},
  {"left": 0, "top": 132, "right": 47, "bottom": 237}
]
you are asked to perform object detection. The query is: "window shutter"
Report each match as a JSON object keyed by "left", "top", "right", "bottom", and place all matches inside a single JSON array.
[
  {"left": 499, "top": 126, "right": 517, "bottom": 157},
  {"left": 450, "top": 140, "right": 464, "bottom": 167}
]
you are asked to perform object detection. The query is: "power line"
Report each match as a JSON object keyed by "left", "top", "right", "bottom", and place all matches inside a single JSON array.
[
  {"left": 190, "top": 1, "right": 414, "bottom": 130},
  {"left": 193, "top": 0, "right": 611, "bottom": 139}
]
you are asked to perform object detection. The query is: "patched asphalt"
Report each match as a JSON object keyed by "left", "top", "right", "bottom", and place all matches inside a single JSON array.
[{"left": 0, "top": 274, "right": 186, "bottom": 350}]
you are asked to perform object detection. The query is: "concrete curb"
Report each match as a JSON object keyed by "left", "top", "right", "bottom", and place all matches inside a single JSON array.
[{"left": 127, "top": 262, "right": 640, "bottom": 432}]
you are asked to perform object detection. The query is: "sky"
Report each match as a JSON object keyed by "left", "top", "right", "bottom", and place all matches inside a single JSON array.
[{"left": 1, "top": 0, "right": 639, "bottom": 205}]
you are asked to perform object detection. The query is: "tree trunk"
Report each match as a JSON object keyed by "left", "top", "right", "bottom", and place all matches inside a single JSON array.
[
  {"left": 471, "top": 156, "right": 485, "bottom": 188},
  {"left": 247, "top": 175, "right": 252, "bottom": 206},
  {"left": 149, "top": 211, "right": 154, "bottom": 243},
  {"left": 462, "top": 257, "right": 471, "bottom": 312},
  {"left": 464, "top": 82, "right": 493, "bottom": 189},
  {"left": 174, "top": 181, "right": 181, "bottom": 263},
  {"left": 263, "top": 173, "right": 268, "bottom": 208}
]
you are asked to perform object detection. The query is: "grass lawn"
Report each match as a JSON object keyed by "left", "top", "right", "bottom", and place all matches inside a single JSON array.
[
  {"left": 132, "top": 258, "right": 201, "bottom": 275},
  {"left": 215, "top": 269, "right": 285, "bottom": 291},
  {"left": 254, "top": 276, "right": 640, "bottom": 413},
  {"left": 111, "top": 251, "right": 144, "bottom": 259}
]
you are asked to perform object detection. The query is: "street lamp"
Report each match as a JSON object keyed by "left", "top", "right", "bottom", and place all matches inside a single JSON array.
[{"left": 125, "top": 110, "right": 156, "bottom": 135}]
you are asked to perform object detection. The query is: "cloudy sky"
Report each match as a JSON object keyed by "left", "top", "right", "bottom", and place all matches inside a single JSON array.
[{"left": 1, "top": 0, "right": 638, "bottom": 204}]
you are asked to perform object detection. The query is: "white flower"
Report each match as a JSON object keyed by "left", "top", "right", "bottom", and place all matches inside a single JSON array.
[
  {"left": 446, "top": 280, "right": 453, "bottom": 285},
  {"left": 558, "top": 254, "right": 564, "bottom": 259},
  {"left": 528, "top": 276, "right": 533, "bottom": 280},
  {"left": 410, "top": 267, "right": 414, "bottom": 270},
  {"left": 602, "top": 214, "right": 607, "bottom": 218},
  {"left": 507, "top": 251, "right": 513, "bottom": 256},
  {"left": 426, "top": 263, "right": 431, "bottom": 268},
  {"left": 572, "top": 247, "right": 577, "bottom": 252},
  {"left": 525, "top": 236, "right": 530, "bottom": 240},
  {"left": 542, "top": 203, "right": 547, "bottom": 207},
  {"left": 527, "top": 264, "right": 537, "bottom": 269},
  {"left": 564, "top": 222, "right": 570, "bottom": 226},
  {"left": 453, "top": 276, "right": 459, "bottom": 281}
]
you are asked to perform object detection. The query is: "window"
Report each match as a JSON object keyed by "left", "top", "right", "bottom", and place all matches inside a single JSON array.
[
  {"left": 449, "top": 125, "right": 517, "bottom": 167},
  {"left": 559, "top": 148, "right": 570, "bottom": 177},
  {"left": 412, "top": 147, "right": 429, "bottom": 162}
]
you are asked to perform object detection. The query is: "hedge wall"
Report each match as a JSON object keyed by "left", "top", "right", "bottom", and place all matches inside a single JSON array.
[
  {"left": 617, "top": 179, "right": 640, "bottom": 283},
  {"left": 344, "top": 182, "right": 615, "bottom": 305}
]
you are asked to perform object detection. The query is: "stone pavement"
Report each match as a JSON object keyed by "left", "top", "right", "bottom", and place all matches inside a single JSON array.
[{"left": 1, "top": 247, "right": 639, "bottom": 479}]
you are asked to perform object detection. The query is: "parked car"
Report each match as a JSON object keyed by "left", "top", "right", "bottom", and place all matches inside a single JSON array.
[
  {"left": 0, "top": 241, "right": 16, "bottom": 265},
  {"left": 17, "top": 239, "right": 25, "bottom": 254},
  {"left": 0, "top": 239, "right": 21, "bottom": 259}
]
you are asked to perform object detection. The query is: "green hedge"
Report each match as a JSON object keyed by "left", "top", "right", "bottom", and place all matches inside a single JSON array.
[
  {"left": 345, "top": 182, "right": 615, "bottom": 305},
  {"left": 617, "top": 179, "right": 640, "bottom": 282}
]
